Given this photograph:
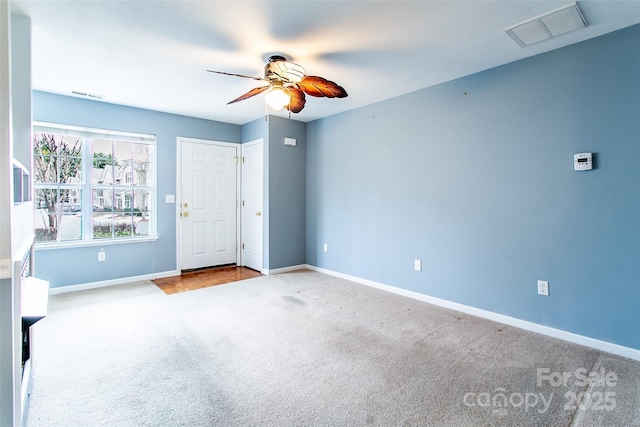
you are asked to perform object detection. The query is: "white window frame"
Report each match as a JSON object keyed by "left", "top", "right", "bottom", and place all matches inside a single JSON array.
[{"left": 33, "top": 121, "right": 158, "bottom": 248}]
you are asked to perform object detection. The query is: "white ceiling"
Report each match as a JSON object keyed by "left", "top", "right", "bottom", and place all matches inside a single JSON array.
[{"left": 11, "top": 1, "right": 640, "bottom": 125}]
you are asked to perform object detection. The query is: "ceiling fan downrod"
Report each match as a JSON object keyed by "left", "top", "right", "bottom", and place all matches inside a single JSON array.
[{"left": 268, "top": 55, "right": 287, "bottom": 63}]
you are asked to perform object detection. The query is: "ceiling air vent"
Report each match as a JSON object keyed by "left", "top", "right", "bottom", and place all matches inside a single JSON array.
[{"left": 504, "top": 2, "right": 587, "bottom": 48}]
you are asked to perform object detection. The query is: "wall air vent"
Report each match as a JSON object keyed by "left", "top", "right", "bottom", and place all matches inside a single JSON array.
[
  {"left": 504, "top": 2, "right": 587, "bottom": 48},
  {"left": 71, "top": 91, "right": 103, "bottom": 99}
]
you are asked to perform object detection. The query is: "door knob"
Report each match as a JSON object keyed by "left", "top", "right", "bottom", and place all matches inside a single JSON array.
[
  {"left": 255, "top": 211, "right": 262, "bottom": 216},
  {"left": 182, "top": 212, "right": 189, "bottom": 217},
  {"left": 182, "top": 203, "right": 188, "bottom": 208}
]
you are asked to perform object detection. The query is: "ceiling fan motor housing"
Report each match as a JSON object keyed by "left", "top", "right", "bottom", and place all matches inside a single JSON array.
[{"left": 264, "top": 56, "right": 305, "bottom": 83}]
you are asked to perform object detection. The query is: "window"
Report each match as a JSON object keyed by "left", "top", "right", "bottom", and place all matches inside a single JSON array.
[{"left": 33, "top": 123, "right": 156, "bottom": 244}]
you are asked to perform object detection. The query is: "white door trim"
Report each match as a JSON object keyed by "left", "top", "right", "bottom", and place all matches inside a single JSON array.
[{"left": 176, "top": 137, "right": 241, "bottom": 271}]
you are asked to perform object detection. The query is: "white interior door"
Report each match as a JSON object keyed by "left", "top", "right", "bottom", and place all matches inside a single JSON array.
[
  {"left": 241, "top": 140, "right": 263, "bottom": 272},
  {"left": 180, "top": 139, "right": 238, "bottom": 270}
]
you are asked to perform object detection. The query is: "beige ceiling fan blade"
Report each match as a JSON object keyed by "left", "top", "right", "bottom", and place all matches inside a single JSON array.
[{"left": 207, "top": 70, "right": 268, "bottom": 82}]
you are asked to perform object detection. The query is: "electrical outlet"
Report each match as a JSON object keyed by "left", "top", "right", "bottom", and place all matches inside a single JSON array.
[
  {"left": 98, "top": 250, "right": 106, "bottom": 262},
  {"left": 414, "top": 259, "right": 422, "bottom": 271},
  {"left": 323, "top": 243, "right": 328, "bottom": 253},
  {"left": 537, "top": 280, "right": 549, "bottom": 296}
]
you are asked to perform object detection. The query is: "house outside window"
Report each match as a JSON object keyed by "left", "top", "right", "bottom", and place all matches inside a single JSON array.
[{"left": 33, "top": 122, "right": 156, "bottom": 244}]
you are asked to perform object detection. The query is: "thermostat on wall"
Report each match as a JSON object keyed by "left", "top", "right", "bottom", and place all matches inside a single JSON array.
[{"left": 574, "top": 152, "right": 593, "bottom": 171}]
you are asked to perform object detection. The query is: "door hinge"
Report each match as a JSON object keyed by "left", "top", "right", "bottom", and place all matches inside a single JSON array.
[
  {"left": 242, "top": 243, "right": 245, "bottom": 250},
  {"left": 242, "top": 156, "right": 245, "bottom": 164},
  {"left": 242, "top": 200, "right": 245, "bottom": 206}
]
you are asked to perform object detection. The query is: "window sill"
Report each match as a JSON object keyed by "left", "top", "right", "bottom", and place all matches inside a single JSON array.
[{"left": 34, "top": 236, "right": 159, "bottom": 251}]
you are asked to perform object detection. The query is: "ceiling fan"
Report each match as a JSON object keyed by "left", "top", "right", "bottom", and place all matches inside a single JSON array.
[{"left": 207, "top": 55, "right": 348, "bottom": 114}]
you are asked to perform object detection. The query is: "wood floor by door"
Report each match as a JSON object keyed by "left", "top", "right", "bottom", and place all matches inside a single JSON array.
[{"left": 153, "top": 266, "right": 261, "bottom": 295}]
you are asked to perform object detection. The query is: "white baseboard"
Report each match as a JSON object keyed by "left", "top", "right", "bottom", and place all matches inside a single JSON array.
[
  {"left": 303, "top": 264, "right": 640, "bottom": 362},
  {"left": 48, "top": 270, "right": 180, "bottom": 295},
  {"left": 264, "top": 264, "right": 308, "bottom": 276}
]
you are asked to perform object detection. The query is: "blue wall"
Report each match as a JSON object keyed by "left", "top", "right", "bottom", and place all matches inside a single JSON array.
[
  {"left": 33, "top": 91, "right": 241, "bottom": 287},
  {"left": 267, "top": 116, "right": 307, "bottom": 269},
  {"left": 306, "top": 25, "right": 640, "bottom": 349}
]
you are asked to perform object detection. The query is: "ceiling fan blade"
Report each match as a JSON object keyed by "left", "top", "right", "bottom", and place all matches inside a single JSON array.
[
  {"left": 298, "top": 76, "right": 348, "bottom": 98},
  {"left": 207, "top": 70, "right": 267, "bottom": 82},
  {"left": 286, "top": 87, "right": 306, "bottom": 113},
  {"left": 227, "top": 85, "right": 271, "bottom": 105}
]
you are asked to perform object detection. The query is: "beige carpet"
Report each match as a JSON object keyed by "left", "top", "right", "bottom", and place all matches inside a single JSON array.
[{"left": 26, "top": 270, "right": 640, "bottom": 426}]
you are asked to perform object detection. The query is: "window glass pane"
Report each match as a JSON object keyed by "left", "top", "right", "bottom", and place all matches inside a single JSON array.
[
  {"left": 34, "top": 133, "right": 82, "bottom": 184},
  {"left": 113, "top": 141, "right": 132, "bottom": 160},
  {"left": 114, "top": 212, "right": 134, "bottom": 237},
  {"left": 94, "top": 188, "right": 114, "bottom": 212},
  {"left": 92, "top": 188, "right": 103, "bottom": 211},
  {"left": 93, "top": 188, "right": 114, "bottom": 238},
  {"left": 33, "top": 156, "right": 57, "bottom": 183},
  {"left": 34, "top": 188, "right": 58, "bottom": 242},
  {"left": 133, "top": 143, "right": 151, "bottom": 185},
  {"left": 113, "top": 141, "right": 132, "bottom": 186},
  {"left": 112, "top": 188, "right": 131, "bottom": 211},
  {"left": 133, "top": 189, "right": 151, "bottom": 236},
  {"left": 68, "top": 189, "right": 82, "bottom": 211},
  {"left": 58, "top": 214, "right": 82, "bottom": 241},
  {"left": 93, "top": 212, "right": 113, "bottom": 239},
  {"left": 58, "top": 155, "right": 82, "bottom": 184},
  {"left": 34, "top": 219, "right": 57, "bottom": 241},
  {"left": 34, "top": 188, "right": 83, "bottom": 242},
  {"left": 35, "top": 188, "right": 57, "bottom": 214},
  {"left": 92, "top": 139, "right": 114, "bottom": 185},
  {"left": 59, "top": 188, "right": 81, "bottom": 212},
  {"left": 133, "top": 189, "right": 150, "bottom": 214}
]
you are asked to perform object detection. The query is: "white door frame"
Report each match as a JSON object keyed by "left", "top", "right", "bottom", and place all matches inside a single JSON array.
[{"left": 176, "top": 137, "right": 241, "bottom": 271}]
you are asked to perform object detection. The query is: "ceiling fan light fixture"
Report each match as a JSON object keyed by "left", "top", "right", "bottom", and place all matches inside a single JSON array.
[{"left": 265, "top": 84, "right": 290, "bottom": 110}]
